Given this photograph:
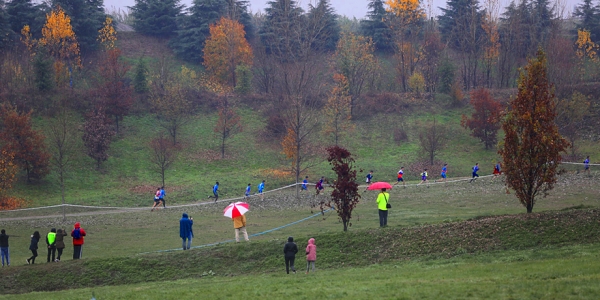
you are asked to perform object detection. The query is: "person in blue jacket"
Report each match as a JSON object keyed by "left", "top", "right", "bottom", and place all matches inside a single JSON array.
[
  {"left": 179, "top": 213, "right": 194, "bottom": 250},
  {"left": 258, "top": 180, "right": 265, "bottom": 200},
  {"left": 159, "top": 186, "right": 166, "bottom": 208},
  {"left": 209, "top": 182, "right": 219, "bottom": 202},
  {"left": 469, "top": 163, "right": 480, "bottom": 183}
]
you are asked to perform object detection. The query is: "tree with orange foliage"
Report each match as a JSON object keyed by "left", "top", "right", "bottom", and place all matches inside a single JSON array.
[
  {"left": 499, "top": 49, "right": 569, "bottom": 213},
  {"left": 0, "top": 104, "right": 51, "bottom": 182},
  {"left": 203, "top": 17, "right": 253, "bottom": 87},
  {"left": 333, "top": 32, "right": 378, "bottom": 116},
  {"left": 323, "top": 73, "right": 353, "bottom": 145},
  {"left": 214, "top": 95, "right": 242, "bottom": 159},
  {"left": 461, "top": 88, "right": 502, "bottom": 150},
  {"left": 0, "top": 150, "right": 17, "bottom": 195},
  {"left": 98, "top": 17, "right": 117, "bottom": 51},
  {"left": 39, "top": 6, "right": 81, "bottom": 67}
]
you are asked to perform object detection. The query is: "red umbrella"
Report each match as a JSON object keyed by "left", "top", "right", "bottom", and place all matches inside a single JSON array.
[
  {"left": 367, "top": 182, "right": 393, "bottom": 190},
  {"left": 223, "top": 202, "right": 250, "bottom": 218}
]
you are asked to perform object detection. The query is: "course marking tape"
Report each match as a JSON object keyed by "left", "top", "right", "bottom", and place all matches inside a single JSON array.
[{"left": 138, "top": 208, "right": 334, "bottom": 254}]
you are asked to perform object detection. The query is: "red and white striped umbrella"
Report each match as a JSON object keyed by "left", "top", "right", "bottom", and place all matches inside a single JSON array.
[{"left": 223, "top": 202, "right": 250, "bottom": 218}]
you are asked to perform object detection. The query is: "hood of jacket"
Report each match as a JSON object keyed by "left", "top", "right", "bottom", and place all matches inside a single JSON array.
[
  {"left": 308, "top": 238, "right": 315, "bottom": 245},
  {"left": 288, "top": 236, "right": 294, "bottom": 242},
  {"left": 74, "top": 222, "right": 81, "bottom": 229},
  {"left": 182, "top": 213, "right": 189, "bottom": 219}
]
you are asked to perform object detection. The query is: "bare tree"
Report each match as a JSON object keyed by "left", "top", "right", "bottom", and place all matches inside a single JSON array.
[
  {"left": 46, "top": 105, "right": 80, "bottom": 221},
  {"left": 214, "top": 94, "right": 242, "bottom": 159},
  {"left": 418, "top": 118, "right": 447, "bottom": 165},
  {"left": 149, "top": 134, "right": 179, "bottom": 187}
]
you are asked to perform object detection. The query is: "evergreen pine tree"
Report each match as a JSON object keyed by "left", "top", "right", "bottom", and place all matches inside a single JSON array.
[
  {"left": 307, "top": 0, "right": 340, "bottom": 51},
  {"left": 33, "top": 50, "right": 54, "bottom": 92},
  {"left": 171, "top": 0, "right": 252, "bottom": 63},
  {"left": 360, "top": 0, "right": 393, "bottom": 52},
  {"left": 0, "top": 0, "right": 11, "bottom": 48},
  {"left": 438, "top": 0, "right": 485, "bottom": 51},
  {"left": 6, "top": 0, "right": 47, "bottom": 38},
  {"left": 530, "top": 0, "right": 554, "bottom": 45},
  {"left": 133, "top": 58, "right": 149, "bottom": 94},
  {"left": 52, "top": 0, "right": 107, "bottom": 52},
  {"left": 259, "top": 0, "right": 305, "bottom": 58},
  {"left": 573, "top": 0, "right": 599, "bottom": 40},
  {"left": 130, "top": 0, "right": 183, "bottom": 37}
]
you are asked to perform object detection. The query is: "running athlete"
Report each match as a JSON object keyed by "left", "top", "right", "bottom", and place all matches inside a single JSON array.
[
  {"left": 418, "top": 168, "right": 428, "bottom": 186},
  {"left": 437, "top": 164, "right": 448, "bottom": 183},
  {"left": 151, "top": 187, "right": 161, "bottom": 211},
  {"left": 209, "top": 182, "right": 219, "bottom": 202},
  {"left": 492, "top": 161, "right": 501, "bottom": 179},
  {"left": 258, "top": 180, "right": 265, "bottom": 200},
  {"left": 364, "top": 171, "right": 373, "bottom": 191},
  {"left": 394, "top": 167, "right": 405, "bottom": 187},
  {"left": 245, "top": 184, "right": 251, "bottom": 200},
  {"left": 302, "top": 176, "right": 308, "bottom": 191},
  {"left": 469, "top": 163, "right": 479, "bottom": 183},
  {"left": 316, "top": 177, "right": 325, "bottom": 195},
  {"left": 584, "top": 156, "right": 590, "bottom": 175}
]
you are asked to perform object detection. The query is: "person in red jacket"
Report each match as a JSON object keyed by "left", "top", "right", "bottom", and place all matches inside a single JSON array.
[{"left": 71, "top": 222, "right": 87, "bottom": 259}]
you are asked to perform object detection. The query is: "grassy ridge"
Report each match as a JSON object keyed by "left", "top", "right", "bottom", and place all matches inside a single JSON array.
[{"left": 1, "top": 208, "right": 599, "bottom": 294}]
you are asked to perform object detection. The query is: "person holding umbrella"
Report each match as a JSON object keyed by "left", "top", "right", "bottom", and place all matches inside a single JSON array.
[
  {"left": 368, "top": 182, "right": 392, "bottom": 228},
  {"left": 224, "top": 202, "right": 250, "bottom": 243}
]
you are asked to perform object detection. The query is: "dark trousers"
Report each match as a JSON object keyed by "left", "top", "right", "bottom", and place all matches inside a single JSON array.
[
  {"left": 28, "top": 249, "right": 38, "bottom": 264},
  {"left": 73, "top": 245, "right": 83, "bottom": 259},
  {"left": 47, "top": 246, "right": 56, "bottom": 262},
  {"left": 57, "top": 247, "right": 64, "bottom": 260},
  {"left": 285, "top": 256, "right": 296, "bottom": 274},
  {"left": 379, "top": 209, "right": 388, "bottom": 227}
]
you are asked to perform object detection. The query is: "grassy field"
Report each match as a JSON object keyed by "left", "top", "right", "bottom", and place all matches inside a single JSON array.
[{"left": 3, "top": 243, "right": 600, "bottom": 299}]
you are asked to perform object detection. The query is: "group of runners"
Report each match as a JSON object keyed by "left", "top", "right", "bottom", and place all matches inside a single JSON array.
[{"left": 151, "top": 156, "right": 593, "bottom": 208}]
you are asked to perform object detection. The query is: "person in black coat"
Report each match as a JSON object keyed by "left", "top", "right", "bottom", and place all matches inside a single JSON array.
[
  {"left": 283, "top": 236, "right": 298, "bottom": 274},
  {"left": 27, "top": 231, "right": 40, "bottom": 265}
]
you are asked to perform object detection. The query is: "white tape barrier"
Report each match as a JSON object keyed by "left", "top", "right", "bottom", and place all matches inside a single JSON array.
[
  {"left": 0, "top": 174, "right": 500, "bottom": 214},
  {"left": 562, "top": 162, "right": 600, "bottom": 166}
]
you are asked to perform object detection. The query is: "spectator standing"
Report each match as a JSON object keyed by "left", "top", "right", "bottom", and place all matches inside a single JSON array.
[
  {"left": 180, "top": 213, "right": 194, "bottom": 250},
  {"left": 54, "top": 228, "right": 67, "bottom": 262},
  {"left": 26, "top": 231, "right": 40, "bottom": 265},
  {"left": 46, "top": 228, "right": 57, "bottom": 263},
  {"left": 305, "top": 238, "right": 317, "bottom": 274},
  {"left": 376, "top": 188, "right": 390, "bottom": 227},
  {"left": 0, "top": 229, "right": 9, "bottom": 267},
  {"left": 233, "top": 214, "right": 249, "bottom": 242},
  {"left": 283, "top": 236, "right": 298, "bottom": 274},
  {"left": 71, "top": 222, "right": 87, "bottom": 259}
]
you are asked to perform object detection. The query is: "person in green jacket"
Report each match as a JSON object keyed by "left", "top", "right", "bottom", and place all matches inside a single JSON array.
[
  {"left": 376, "top": 189, "right": 390, "bottom": 227},
  {"left": 46, "top": 228, "right": 56, "bottom": 263}
]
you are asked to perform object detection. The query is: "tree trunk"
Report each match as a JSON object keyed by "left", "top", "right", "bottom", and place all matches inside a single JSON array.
[
  {"left": 61, "top": 172, "right": 66, "bottom": 222},
  {"left": 526, "top": 201, "right": 533, "bottom": 213}
]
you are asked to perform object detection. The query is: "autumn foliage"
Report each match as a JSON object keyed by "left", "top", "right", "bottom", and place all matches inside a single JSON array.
[
  {"left": 461, "top": 88, "right": 503, "bottom": 150},
  {"left": 0, "top": 150, "right": 17, "bottom": 193},
  {"left": 96, "top": 48, "right": 133, "bottom": 132},
  {"left": 323, "top": 73, "right": 353, "bottom": 145},
  {"left": 0, "top": 104, "right": 51, "bottom": 182},
  {"left": 326, "top": 146, "right": 360, "bottom": 232},
  {"left": 499, "top": 49, "right": 569, "bottom": 213},
  {"left": 39, "top": 6, "right": 81, "bottom": 67},
  {"left": 82, "top": 108, "right": 115, "bottom": 169},
  {"left": 203, "top": 17, "right": 253, "bottom": 87}
]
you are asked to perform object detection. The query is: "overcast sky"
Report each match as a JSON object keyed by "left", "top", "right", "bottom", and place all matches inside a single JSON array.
[{"left": 104, "top": 0, "right": 576, "bottom": 20}]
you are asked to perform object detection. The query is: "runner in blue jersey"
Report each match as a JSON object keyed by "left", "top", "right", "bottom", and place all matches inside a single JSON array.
[
  {"left": 209, "top": 182, "right": 219, "bottom": 202},
  {"left": 469, "top": 163, "right": 479, "bottom": 183},
  {"left": 418, "top": 168, "right": 429, "bottom": 186},
  {"left": 258, "top": 180, "right": 265, "bottom": 200},
  {"left": 245, "top": 183, "right": 251, "bottom": 200},
  {"left": 364, "top": 171, "right": 373, "bottom": 192},
  {"left": 302, "top": 176, "right": 308, "bottom": 191},
  {"left": 584, "top": 156, "right": 590, "bottom": 175},
  {"left": 436, "top": 164, "right": 448, "bottom": 183}
]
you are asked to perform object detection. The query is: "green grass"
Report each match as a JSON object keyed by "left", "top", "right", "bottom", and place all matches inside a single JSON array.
[{"left": 3, "top": 244, "right": 600, "bottom": 299}]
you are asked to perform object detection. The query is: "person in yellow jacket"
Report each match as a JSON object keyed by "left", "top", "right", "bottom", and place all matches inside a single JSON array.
[
  {"left": 376, "top": 189, "right": 390, "bottom": 227},
  {"left": 46, "top": 228, "right": 57, "bottom": 263},
  {"left": 233, "top": 214, "right": 250, "bottom": 242}
]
